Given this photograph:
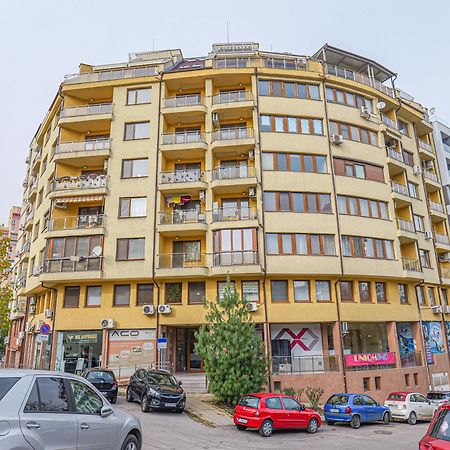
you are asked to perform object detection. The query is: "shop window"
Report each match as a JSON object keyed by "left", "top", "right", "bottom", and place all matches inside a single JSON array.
[
  {"left": 114, "top": 285, "right": 130, "bottom": 306},
  {"left": 64, "top": 286, "right": 80, "bottom": 308},
  {"left": 271, "top": 280, "right": 288, "bottom": 302},
  {"left": 136, "top": 284, "right": 153, "bottom": 306},
  {"left": 363, "top": 377, "right": 370, "bottom": 392},
  {"left": 166, "top": 282, "right": 182, "bottom": 304},
  {"left": 188, "top": 282, "right": 205, "bottom": 304},
  {"left": 375, "top": 376, "right": 381, "bottom": 390},
  {"left": 343, "top": 323, "right": 389, "bottom": 355},
  {"left": 86, "top": 286, "right": 101, "bottom": 307}
]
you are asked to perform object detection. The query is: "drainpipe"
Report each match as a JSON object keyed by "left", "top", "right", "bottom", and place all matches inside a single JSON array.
[
  {"left": 18, "top": 297, "right": 30, "bottom": 368},
  {"left": 41, "top": 282, "right": 58, "bottom": 370},
  {"left": 320, "top": 65, "right": 348, "bottom": 393},
  {"left": 254, "top": 67, "right": 272, "bottom": 392}
]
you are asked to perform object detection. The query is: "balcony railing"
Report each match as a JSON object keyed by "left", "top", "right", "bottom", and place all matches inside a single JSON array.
[
  {"left": 213, "top": 250, "right": 259, "bottom": 266},
  {"left": 391, "top": 181, "right": 409, "bottom": 197},
  {"left": 161, "top": 131, "right": 205, "bottom": 145},
  {"left": 418, "top": 140, "right": 433, "bottom": 153},
  {"left": 16, "top": 275, "right": 27, "bottom": 288},
  {"left": 159, "top": 210, "right": 206, "bottom": 225},
  {"left": 20, "top": 240, "right": 31, "bottom": 254},
  {"left": 430, "top": 201, "right": 444, "bottom": 213},
  {"left": 212, "top": 127, "right": 253, "bottom": 141},
  {"left": 158, "top": 253, "right": 206, "bottom": 269},
  {"left": 402, "top": 257, "right": 421, "bottom": 272},
  {"left": 24, "top": 210, "right": 34, "bottom": 224},
  {"left": 160, "top": 169, "right": 203, "bottom": 184},
  {"left": 64, "top": 66, "right": 157, "bottom": 84},
  {"left": 28, "top": 177, "right": 38, "bottom": 192},
  {"left": 163, "top": 95, "right": 203, "bottom": 108},
  {"left": 382, "top": 114, "right": 399, "bottom": 131},
  {"left": 441, "top": 267, "right": 450, "bottom": 279},
  {"left": 51, "top": 174, "right": 107, "bottom": 191},
  {"left": 435, "top": 233, "right": 450, "bottom": 246},
  {"left": 32, "top": 146, "right": 42, "bottom": 164},
  {"left": 387, "top": 147, "right": 404, "bottom": 162},
  {"left": 43, "top": 256, "right": 103, "bottom": 273},
  {"left": 47, "top": 214, "right": 105, "bottom": 231},
  {"left": 212, "top": 90, "right": 253, "bottom": 104},
  {"left": 56, "top": 138, "right": 111, "bottom": 154},
  {"left": 397, "top": 218, "right": 415, "bottom": 233},
  {"left": 212, "top": 165, "right": 255, "bottom": 180},
  {"left": 424, "top": 170, "right": 438, "bottom": 182},
  {"left": 325, "top": 64, "right": 395, "bottom": 98},
  {"left": 272, "top": 355, "right": 339, "bottom": 375},
  {"left": 212, "top": 206, "right": 257, "bottom": 222},
  {"left": 60, "top": 103, "right": 113, "bottom": 118}
]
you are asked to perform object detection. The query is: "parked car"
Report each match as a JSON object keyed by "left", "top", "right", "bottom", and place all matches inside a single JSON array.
[
  {"left": 324, "top": 393, "right": 390, "bottom": 429},
  {"left": 384, "top": 391, "right": 436, "bottom": 424},
  {"left": 233, "top": 393, "right": 321, "bottom": 437},
  {"left": 0, "top": 369, "right": 142, "bottom": 450},
  {"left": 81, "top": 367, "right": 118, "bottom": 403},
  {"left": 419, "top": 403, "right": 450, "bottom": 449},
  {"left": 126, "top": 368, "right": 186, "bottom": 413},
  {"left": 427, "top": 391, "right": 450, "bottom": 408}
]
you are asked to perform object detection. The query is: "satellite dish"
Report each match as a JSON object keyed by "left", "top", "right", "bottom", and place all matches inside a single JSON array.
[
  {"left": 92, "top": 246, "right": 103, "bottom": 257},
  {"left": 429, "top": 107, "right": 436, "bottom": 116},
  {"left": 376, "top": 101, "right": 386, "bottom": 110}
]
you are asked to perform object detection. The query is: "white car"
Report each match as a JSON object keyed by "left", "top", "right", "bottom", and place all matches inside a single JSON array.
[{"left": 384, "top": 391, "right": 437, "bottom": 425}]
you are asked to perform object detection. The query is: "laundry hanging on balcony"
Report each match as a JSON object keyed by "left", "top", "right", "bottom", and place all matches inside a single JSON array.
[{"left": 166, "top": 195, "right": 191, "bottom": 205}]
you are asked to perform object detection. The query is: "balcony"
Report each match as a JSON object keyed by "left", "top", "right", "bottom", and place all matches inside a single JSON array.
[
  {"left": 27, "top": 177, "right": 38, "bottom": 200},
  {"left": 386, "top": 147, "right": 406, "bottom": 175},
  {"left": 211, "top": 127, "right": 255, "bottom": 154},
  {"left": 435, "top": 233, "right": 450, "bottom": 250},
  {"left": 41, "top": 257, "right": 103, "bottom": 282},
  {"left": 212, "top": 250, "right": 260, "bottom": 276},
  {"left": 391, "top": 181, "right": 413, "bottom": 207},
  {"left": 440, "top": 266, "right": 450, "bottom": 283},
  {"left": 23, "top": 210, "right": 34, "bottom": 231},
  {"left": 47, "top": 214, "right": 105, "bottom": 236},
  {"left": 159, "top": 169, "right": 206, "bottom": 193},
  {"left": 272, "top": 355, "right": 340, "bottom": 375},
  {"left": 31, "top": 146, "right": 42, "bottom": 173},
  {"left": 54, "top": 138, "right": 111, "bottom": 164},
  {"left": 212, "top": 206, "right": 257, "bottom": 222},
  {"left": 59, "top": 103, "right": 113, "bottom": 132},
  {"left": 19, "top": 240, "right": 31, "bottom": 260},
  {"left": 49, "top": 174, "right": 108, "bottom": 199},
  {"left": 158, "top": 210, "right": 207, "bottom": 236},
  {"left": 401, "top": 257, "right": 422, "bottom": 278},
  {"left": 423, "top": 170, "right": 440, "bottom": 192},
  {"left": 211, "top": 165, "right": 257, "bottom": 193},
  {"left": 396, "top": 218, "right": 416, "bottom": 243},
  {"left": 15, "top": 274, "right": 27, "bottom": 295},
  {"left": 160, "top": 131, "right": 207, "bottom": 158},
  {"left": 64, "top": 66, "right": 157, "bottom": 84},
  {"left": 417, "top": 139, "right": 434, "bottom": 157},
  {"left": 156, "top": 253, "right": 208, "bottom": 278},
  {"left": 162, "top": 95, "right": 206, "bottom": 123},
  {"left": 9, "top": 299, "right": 27, "bottom": 321},
  {"left": 211, "top": 91, "right": 253, "bottom": 115},
  {"left": 429, "top": 201, "right": 447, "bottom": 222},
  {"left": 212, "top": 126, "right": 253, "bottom": 142},
  {"left": 381, "top": 114, "right": 401, "bottom": 138}
]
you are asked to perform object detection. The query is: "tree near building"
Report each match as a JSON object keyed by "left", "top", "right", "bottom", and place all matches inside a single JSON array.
[
  {"left": 0, "top": 236, "right": 12, "bottom": 355},
  {"left": 195, "top": 280, "right": 268, "bottom": 406}
]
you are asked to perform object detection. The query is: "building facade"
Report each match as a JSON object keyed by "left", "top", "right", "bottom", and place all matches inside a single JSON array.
[
  {"left": 6, "top": 42, "right": 450, "bottom": 401},
  {"left": 432, "top": 117, "right": 450, "bottom": 220}
]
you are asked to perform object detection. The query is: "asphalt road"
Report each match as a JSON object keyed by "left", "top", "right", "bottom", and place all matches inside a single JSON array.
[{"left": 116, "top": 397, "right": 428, "bottom": 450}]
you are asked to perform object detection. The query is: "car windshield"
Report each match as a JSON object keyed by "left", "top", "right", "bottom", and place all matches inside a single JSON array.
[
  {"left": 428, "top": 393, "right": 447, "bottom": 400},
  {"left": 0, "top": 377, "right": 20, "bottom": 402},
  {"left": 387, "top": 393, "right": 406, "bottom": 401},
  {"left": 327, "top": 395, "right": 349, "bottom": 405},
  {"left": 238, "top": 396, "right": 260, "bottom": 408},
  {"left": 147, "top": 373, "right": 177, "bottom": 386},
  {"left": 86, "top": 371, "right": 115, "bottom": 383},
  {"left": 430, "top": 409, "right": 450, "bottom": 442}
]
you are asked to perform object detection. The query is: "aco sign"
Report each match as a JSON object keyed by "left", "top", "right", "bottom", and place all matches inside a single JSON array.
[{"left": 345, "top": 352, "right": 396, "bottom": 367}]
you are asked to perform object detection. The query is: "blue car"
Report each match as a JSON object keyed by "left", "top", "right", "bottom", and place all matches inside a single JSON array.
[{"left": 324, "top": 393, "right": 390, "bottom": 429}]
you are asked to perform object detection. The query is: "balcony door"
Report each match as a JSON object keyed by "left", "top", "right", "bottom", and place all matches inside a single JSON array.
[
  {"left": 173, "top": 200, "right": 200, "bottom": 224},
  {"left": 174, "top": 162, "right": 201, "bottom": 183},
  {"left": 172, "top": 241, "right": 201, "bottom": 268},
  {"left": 220, "top": 198, "right": 250, "bottom": 220},
  {"left": 218, "top": 159, "right": 248, "bottom": 179}
]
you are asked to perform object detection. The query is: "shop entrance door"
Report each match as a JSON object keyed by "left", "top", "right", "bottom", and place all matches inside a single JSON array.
[{"left": 175, "top": 328, "right": 203, "bottom": 372}]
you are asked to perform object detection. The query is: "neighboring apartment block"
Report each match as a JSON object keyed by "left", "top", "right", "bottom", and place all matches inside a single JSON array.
[
  {"left": 5, "top": 42, "right": 450, "bottom": 400},
  {"left": 432, "top": 117, "right": 450, "bottom": 218}
]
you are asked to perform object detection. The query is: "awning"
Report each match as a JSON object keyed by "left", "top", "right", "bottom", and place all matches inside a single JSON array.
[{"left": 54, "top": 195, "right": 104, "bottom": 203}]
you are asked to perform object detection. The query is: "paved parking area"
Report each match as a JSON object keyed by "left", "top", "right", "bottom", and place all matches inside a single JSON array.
[{"left": 116, "top": 397, "right": 428, "bottom": 449}]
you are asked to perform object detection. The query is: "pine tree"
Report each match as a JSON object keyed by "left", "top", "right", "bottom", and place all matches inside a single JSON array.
[
  {"left": 0, "top": 236, "right": 12, "bottom": 356},
  {"left": 195, "top": 280, "right": 268, "bottom": 406}
]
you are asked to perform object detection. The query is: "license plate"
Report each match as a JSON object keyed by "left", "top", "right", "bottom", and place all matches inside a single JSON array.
[
  {"left": 330, "top": 408, "right": 339, "bottom": 413},
  {"left": 165, "top": 403, "right": 177, "bottom": 407},
  {"left": 237, "top": 418, "right": 248, "bottom": 424}
]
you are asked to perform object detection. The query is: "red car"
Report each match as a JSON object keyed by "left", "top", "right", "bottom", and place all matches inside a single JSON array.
[
  {"left": 420, "top": 403, "right": 450, "bottom": 449},
  {"left": 233, "top": 393, "right": 321, "bottom": 437}
]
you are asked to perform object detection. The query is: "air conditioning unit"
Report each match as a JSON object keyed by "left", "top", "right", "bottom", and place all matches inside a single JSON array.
[
  {"left": 425, "top": 231, "right": 433, "bottom": 240},
  {"left": 100, "top": 319, "right": 115, "bottom": 329},
  {"left": 18, "top": 331, "right": 25, "bottom": 339},
  {"left": 157, "top": 304, "right": 172, "bottom": 314},
  {"left": 29, "top": 297, "right": 36, "bottom": 306},
  {"left": 142, "top": 304, "right": 155, "bottom": 315},
  {"left": 432, "top": 305, "right": 443, "bottom": 314},
  {"left": 444, "top": 306, "right": 450, "bottom": 314},
  {"left": 54, "top": 201, "right": 67, "bottom": 209},
  {"left": 341, "top": 321, "right": 348, "bottom": 334},
  {"left": 413, "top": 165, "right": 423, "bottom": 175},
  {"left": 28, "top": 305, "right": 36, "bottom": 315},
  {"left": 248, "top": 149, "right": 255, "bottom": 160},
  {"left": 360, "top": 106, "right": 371, "bottom": 119},
  {"left": 34, "top": 320, "right": 43, "bottom": 332},
  {"left": 249, "top": 187, "right": 256, "bottom": 198},
  {"left": 44, "top": 309, "right": 53, "bottom": 319},
  {"left": 212, "top": 112, "right": 219, "bottom": 127},
  {"left": 331, "top": 134, "right": 344, "bottom": 145},
  {"left": 199, "top": 190, "right": 206, "bottom": 202},
  {"left": 245, "top": 302, "right": 258, "bottom": 312}
]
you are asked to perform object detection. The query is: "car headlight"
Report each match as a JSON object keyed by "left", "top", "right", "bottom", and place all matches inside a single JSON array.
[{"left": 148, "top": 387, "right": 160, "bottom": 396}]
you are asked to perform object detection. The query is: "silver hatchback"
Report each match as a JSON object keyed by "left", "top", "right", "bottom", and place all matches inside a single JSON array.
[{"left": 0, "top": 369, "right": 142, "bottom": 450}]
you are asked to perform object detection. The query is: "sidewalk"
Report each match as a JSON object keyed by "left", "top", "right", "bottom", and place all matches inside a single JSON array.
[{"left": 185, "top": 393, "right": 233, "bottom": 427}]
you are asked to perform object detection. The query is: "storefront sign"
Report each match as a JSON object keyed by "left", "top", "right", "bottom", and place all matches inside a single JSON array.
[
  {"left": 345, "top": 352, "right": 396, "bottom": 367},
  {"left": 65, "top": 332, "right": 99, "bottom": 344},
  {"left": 397, "top": 323, "right": 415, "bottom": 366}
]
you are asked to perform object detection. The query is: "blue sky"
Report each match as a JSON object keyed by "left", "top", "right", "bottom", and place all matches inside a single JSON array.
[{"left": 1, "top": 0, "right": 449, "bottom": 223}]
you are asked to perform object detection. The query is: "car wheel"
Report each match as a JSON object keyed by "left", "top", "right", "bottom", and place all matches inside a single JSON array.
[
  {"left": 126, "top": 388, "right": 133, "bottom": 403},
  {"left": 350, "top": 415, "right": 361, "bottom": 429},
  {"left": 110, "top": 396, "right": 117, "bottom": 404},
  {"left": 383, "top": 412, "right": 390, "bottom": 425},
  {"left": 326, "top": 420, "right": 334, "bottom": 426},
  {"left": 307, "top": 418, "right": 319, "bottom": 434},
  {"left": 408, "top": 411, "right": 417, "bottom": 425},
  {"left": 259, "top": 419, "right": 273, "bottom": 437},
  {"left": 176, "top": 408, "right": 184, "bottom": 414},
  {"left": 141, "top": 395, "right": 150, "bottom": 413},
  {"left": 121, "top": 434, "right": 140, "bottom": 450},
  {"left": 235, "top": 424, "right": 247, "bottom": 431}
]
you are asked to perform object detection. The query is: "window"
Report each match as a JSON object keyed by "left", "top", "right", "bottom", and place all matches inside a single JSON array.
[
  {"left": 188, "top": 282, "right": 205, "bottom": 304},
  {"left": 64, "top": 286, "right": 80, "bottom": 308},
  {"left": 119, "top": 197, "right": 147, "bottom": 218},
  {"left": 337, "top": 195, "right": 389, "bottom": 220},
  {"left": 116, "top": 238, "right": 145, "bottom": 260},
  {"left": 86, "top": 286, "right": 101, "bottom": 306},
  {"left": 294, "top": 281, "right": 310, "bottom": 302},
  {"left": 398, "top": 120, "right": 408, "bottom": 136},
  {"left": 428, "top": 287, "right": 436, "bottom": 306},
  {"left": 429, "top": 409, "right": 450, "bottom": 442},
  {"left": 121, "top": 158, "right": 148, "bottom": 178},
  {"left": 326, "top": 87, "right": 372, "bottom": 112},
  {"left": 69, "top": 379, "right": 104, "bottom": 416},
  {"left": 127, "top": 88, "right": 151, "bottom": 105},
  {"left": 265, "top": 397, "right": 283, "bottom": 410},
  {"left": 124, "top": 122, "right": 150, "bottom": 140},
  {"left": 218, "top": 281, "right": 236, "bottom": 301},
  {"left": 242, "top": 281, "right": 259, "bottom": 303},
  {"left": 37, "top": 188, "right": 44, "bottom": 207},
  {"left": 265, "top": 233, "right": 336, "bottom": 256},
  {"left": 334, "top": 157, "right": 384, "bottom": 183},
  {"left": 259, "top": 115, "right": 323, "bottom": 135},
  {"left": 271, "top": 280, "right": 288, "bottom": 302},
  {"left": 341, "top": 236, "right": 394, "bottom": 260},
  {"left": 137, "top": 284, "right": 153, "bottom": 306},
  {"left": 376, "top": 282, "right": 387, "bottom": 303},
  {"left": 316, "top": 281, "right": 331, "bottom": 301},
  {"left": 259, "top": 80, "right": 321, "bottom": 100},
  {"left": 413, "top": 215, "right": 425, "bottom": 232},
  {"left": 166, "top": 282, "right": 182, "bottom": 304},
  {"left": 114, "top": 285, "right": 130, "bottom": 306},
  {"left": 416, "top": 286, "right": 426, "bottom": 306},
  {"left": 0, "top": 377, "right": 19, "bottom": 402},
  {"left": 46, "top": 236, "right": 103, "bottom": 260},
  {"left": 340, "top": 281, "right": 354, "bottom": 302},
  {"left": 442, "top": 288, "right": 448, "bottom": 306},
  {"left": 263, "top": 192, "right": 332, "bottom": 214},
  {"left": 262, "top": 152, "right": 327, "bottom": 173},
  {"left": 402, "top": 150, "right": 414, "bottom": 166},
  {"left": 359, "top": 281, "right": 371, "bottom": 303},
  {"left": 399, "top": 284, "right": 408, "bottom": 304},
  {"left": 24, "top": 377, "right": 69, "bottom": 413},
  {"left": 419, "top": 249, "right": 431, "bottom": 269},
  {"left": 282, "top": 397, "right": 302, "bottom": 410},
  {"left": 213, "top": 228, "right": 257, "bottom": 265},
  {"left": 408, "top": 182, "right": 419, "bottom": 199},
  {"left": 329, "top": 121, "right": 377, "bottom": 146}
]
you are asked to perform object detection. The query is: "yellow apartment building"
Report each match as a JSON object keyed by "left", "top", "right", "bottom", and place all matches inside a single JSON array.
[{"left": 5, "top": 42, "right": 450, "bottom": 400}]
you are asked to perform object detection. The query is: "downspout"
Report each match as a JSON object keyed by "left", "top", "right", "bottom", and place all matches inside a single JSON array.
[
  {"left": 41, "top": 282, "right": 58, "bottom": 370},
  {"left": 19, "top": 297, "right": 30, "bottom": 368},
  {"left": 254, "top": 67, "right": 272, "bottom": 392},
  {"left": 320, "top": 64, "right": 348, "bottom": 393}
]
